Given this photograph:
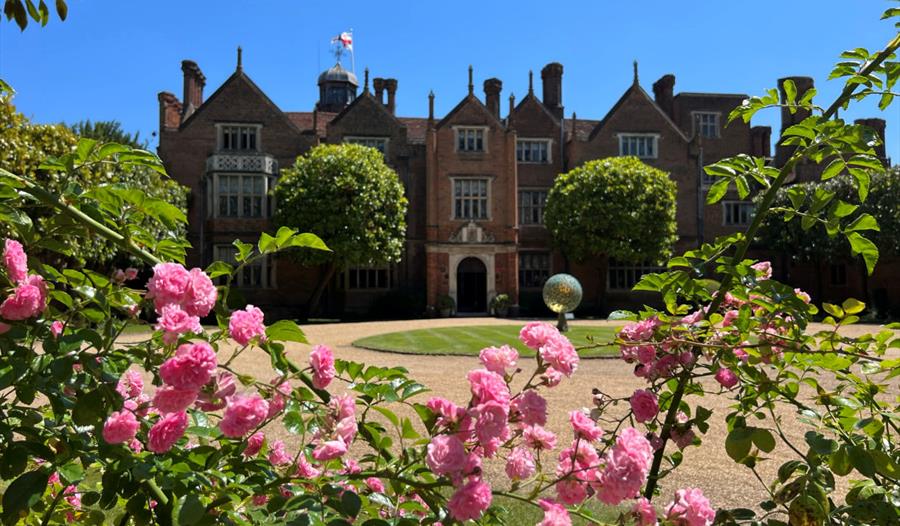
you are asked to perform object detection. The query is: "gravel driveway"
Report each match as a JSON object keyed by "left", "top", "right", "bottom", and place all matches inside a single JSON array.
[{"left": 219, "top": 317, "right": 897, "bottom": 512}]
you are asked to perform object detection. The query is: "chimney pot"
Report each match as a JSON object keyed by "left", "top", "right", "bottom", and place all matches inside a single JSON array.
[
  {"left": 541, "top": 62, "right": 563, "bottom": 118},
  {"left": 180, "top": 60, "right": 206, "bottom": 119},
  {"left": 384, "top": 78, "right": 398, "bottom": 115},
  {"left": 373, "top": 77, "right": 385, "bottom": 104},
  {"left": 483, "top": 78, "right": 502, "bottom": 119},
  {"left": 652, "top": 74, "right": 675, "bottom": 118}
]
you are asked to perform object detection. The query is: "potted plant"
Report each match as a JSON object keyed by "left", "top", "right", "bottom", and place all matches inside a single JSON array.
[
  {"left": 437, "top": 294, "right": 455, "bottom": 318},
  {"left": 491, "top": 293, "right": 510, "bottom": 317}
]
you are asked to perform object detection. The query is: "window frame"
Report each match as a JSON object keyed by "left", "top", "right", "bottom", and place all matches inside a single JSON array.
[
  {"left": 692, "top": 111, "right": 721, "bottom": 139},
  {"left": 211, "top": 173, "right": 271, "bottom": 219},
  {"left": 607, "top": 259, "right": 667, "bottom": 291},
  {"left": 516, "top": 138, "right": 552, "bottom": 164},
  {"left": 213, "top": 244, "right": 275, "bottom": 289},
  {"left": 216, "top": 123, "right": 263, "bottom": 152},
  {"left": 617, "top": 133, "right": 659, "bottom": 159},
  {"left": 345, "top": 136, "right": 390, "bottom": 156},
  {"left": 344, "top": 266, "right": 392, "bottom": 290},
  {"left": 450, "top": 177, "right": 491, "bottom": 221},
  {"left": 518, "top": 189, "right": 548, "bottom": 226},
  {"left": 454, "top": 126, "right": 489, "bottom": 153},
  {"left": 722, "top": 200, "right": 755, "bottom": 226},
  {"left": 518, "top": 252, "right": 551, "bottom": 289}
]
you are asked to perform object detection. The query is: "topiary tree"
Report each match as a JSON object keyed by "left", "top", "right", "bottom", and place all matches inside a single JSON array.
[
  {"left": 544, "top": 156, "right": 678, "bottom": 264},
  {"left": 273, "top": 143, "right": 407, "bottom": 316}
]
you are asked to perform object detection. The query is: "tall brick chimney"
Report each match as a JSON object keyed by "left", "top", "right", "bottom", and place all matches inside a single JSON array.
[
  {"left": 373, "top": 77, "right": 385, "bottom": 105},
  {"left": 652, "top": 74, "right": 675, "bottom": 118},
  {"left": 775, "top": 76, "right": 814, "bottom": 166},
  {"left": 181, "top": 60, "right": 206, "bottom": 118},
  {"left": 750, "top": 126, "right": 772, "bottom": 159},
  {"left": 854, "top": 118, "right": 887, "bottom": 159},
  {"left": 157, "top": 91, "right": 182, "bottom": 132},
  {"left": 541, "top": 62, "right": 563, "bottom": 119},
  {"left": 483, "top": 78, "right": 502, "bottom": 119},
  {"left": 384, "top": 78, "right": 398, "bottom": 115}
]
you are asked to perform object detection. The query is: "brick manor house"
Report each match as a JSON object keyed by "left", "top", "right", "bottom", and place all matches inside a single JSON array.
[{"left": 157, "top": 51, "right": 893, "bottom": 319}]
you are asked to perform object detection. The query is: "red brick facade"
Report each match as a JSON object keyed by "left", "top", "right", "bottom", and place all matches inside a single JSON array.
[{"left": 156, "top": 55, "right": 894, "bottom": 319}]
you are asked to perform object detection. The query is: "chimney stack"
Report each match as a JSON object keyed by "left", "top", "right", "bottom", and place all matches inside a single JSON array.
[
  {"left": 652, "top": 74, "right": 676, "bottom": 118},
  {"left": 484, "top": 78, "right": 502, "bottom": 119},
  {"left": 854, "top": 118, "right": 887, "bottom": 159},
  {"left": 180, "top": 60, "right": 206, "bottom": 118},
  {"left": 541, "top": 62, "right": 563, "bottom": 119},
  {"left": 373, "top": 77, "right": 385, "bottom": 105},
  {"left": 750, "top": 126, "right": 772, "bottom": 159},
  {"left": 775, "top": 76, "right": 814, "bottom": 166},
  {"left": 385, "top": 78, "right": 398, "bottom": 115},
  {"left": 157, "top": 91, "right": 182, "bottom": 132}
]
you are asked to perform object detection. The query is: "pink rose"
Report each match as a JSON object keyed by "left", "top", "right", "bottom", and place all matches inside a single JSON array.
[
  {"left": 630, "top": 389, "right": 659, "bottom": 423},
  {"left": 426, "top": 396, "right": 466, "bottom": 426},
  {"left": 519, "top": 322, "right": 559, "bottom": 349},
  {"left": 335, "top": 416, "right": 358, "bottom": 445},
  {"left": 159, "top": 342, "right": 217, "bottom": 391},
  {"left": 113, "top": 269, "right": 127, "bottom": 284},
  {"left": 196, "top": 372, "right": 236, "bottom": 411},
  {"left": 447, "top": 478, "right": 492, "bottom": 522},
  {"left": 329, "top": 393, "right": 355, "bottom": 420},
  {"left": 794, "top": 288, "right": 811, "bottom": 304},
  {"left": 539, "top": 335, "right": 579, "bottom": 377},
  {"left": 596, "top": 428, "right": 653, "bottom": 505},
  {"left": 309, "top": 344, "right": 336, "bottom": 389},
  {"left": 633, "top": 497, "right": 658, "bottom": 526},
  {"left": 619, "top": 317, "right": 659, "bottom": 342},
  {"left": 543, "top": 367, "right": 564, "bottom": 387},
  {"left": 425, "top": 434, "right": 467, "bottom": 476},
  {"left": 467, "top": 369, "right": 510, "bottom": 406},
  {"left": 538, "top": 499, "right": 572, "bottom": 526},
  {"left": 220, "top": 393, "right": 269, "bottom": 437},
  {"left": 152, "top": 385, "right": 198, "bottom": 414},
  {"left": 155, "top": 303, "right": 203, "bottom": 344},
  {"left": 50, "top": 320, "right": 63, "bottom": 338},
  {"left": 555, "top": 478, "right": 587, "bottom": 505},
  {"left": 147, "top": 411, "right": 189, "bottom": 453},
  {"left": 116, "top": 370, "right": 144, "bottom": 400},
  {"left": 505, "top": 446, "right": 536, "bottom": 481},
  {"left": 681, "top": 310, "right": 704, "bottom": 325},
  {"left": 365, "top": 477, "right": 385, "bottom": 493},
  {"left": 124, "top": 267, "right": 139, "bottom": 281},
  {"left": 665, "top": 487, "right": 715, "bottom": 526},
  {"left": 751, "top": 261, "right": 772, "bottom": 280},
  {"left": 478, "top": 345, "right": 519, "bottom": 375},
  {"left": 296, "top": 455, "right": 321, "bottom": 478},
  {"left": 182, "top": 268, "right": 217, "bottom": 317},
  {"left": 0, "top": 322, "right": 10, "bottom": 335},
  {"left": 0, "top": 275, "right": 47, "bottom": 320},
  {"left": 722, "top": 309, "right": 739, "bottom": 327},
  {"left": 229, "top": 305, "right": 266, "bottom": 346},
  {"left": 473, "top": 401, "right": 510, "bottom": 449},
  {"left": 102, "top": 410, "right": 140, "bottom": 444},
  {"left": 267, "top": 439, "right": 292, "bottom": 466},
  {"left": 3, "top": 239, "right": 28, "bottom": 283},
  {"left": 715, "top": 368, "right": 739, "bottom": 389},
  {"left": 511, "top": 389, "right": 547, "bottom": 426},
  {"left": 523, "top": 425, "right": 557, "bottom": 450},
  {"left": 147, "top": 263, "right": 191, "bottom": 311},
  {"left": 569, "top": 410, "right": 603, "bottom": 441},
  {"left": 312, "top": 439, "right": 348, "bottom": 461},
  {"left": 243, "top": 432, "right": 265, "bottom": 457}
]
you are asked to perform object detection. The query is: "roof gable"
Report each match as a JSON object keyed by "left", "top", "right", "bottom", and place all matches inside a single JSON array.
[
  {"left": 510, "top": 93, "right": 561, "bottom": 135},
  {"left": 436, "top": 93, "right": 505, "bottom": 130},
  {"left": 328, "top": 91, "right": 405, "bottom": 133},
  {"left": 588, "top": 83, "right": 688, "bottom": 142},
  {"left": 180, "top": 70, "right": 300, "bottom": 133}
]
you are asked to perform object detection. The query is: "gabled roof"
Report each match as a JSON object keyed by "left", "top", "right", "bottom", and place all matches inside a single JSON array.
[
  {"left": 564, "top": 118, "right": 601, "bottom": 142},
  {"left": 328, "top": 90, "right": 405, "bottom": 129},
  {"left": 588, "top": 82, "right": 689, "bottom": 142},
  {"left": 179, "top": 69, "right": 301, "bottom": 134},
  {"left": 510, "top": 92, "right": 561, "bottom": 129},
  {"left": 436, "top": 93, "right": 505, "bottom": 130},
  {"left": 674, "top": 91, "right": 747, "bottom": 99},
  {"left": 398, "top": 117, "right": 429, "bottom": 144},
  {"left": 285, "top": 111, "right": 337, "bottom": 136}
]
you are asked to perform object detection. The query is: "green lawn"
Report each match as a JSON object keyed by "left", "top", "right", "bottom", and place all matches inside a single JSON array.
[{"left": 353, "top": 324, "right": 619, "bottom": 358}]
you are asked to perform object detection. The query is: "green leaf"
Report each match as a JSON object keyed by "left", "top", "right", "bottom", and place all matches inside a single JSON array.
[
  {"left": 265, "top": 320, "right": 308, "bottom": 344},
  {"left": 174, "top": 494, "right": 205, "bottom": 525},
  {"left": 706, "top": 178, "right": 729, "bottom": 204},
  {"left": 285, "top": 232, "right": 330, "bottom": 252},
  {"left": 846, "top": 232, "right": 879, "bottom": 275},
  {"left": 258, "top": 232, "right": 276, "bottom": 254},
  {"left": 782, "top": 78, "right": 797, "bottom": 106},
  {"left": 726, "top": 427, "right": 753, "bottom": 462},
  {"left": 72, "top": 389, "right": 107, "bottom": 426},
  {"left": 340, "top": 491, "right": 362, "bottom": 518},
  {"left": 844, "top": 213, "right": 879, "bottom": 233},
  {"left": 1, "top": 469, "right": 50, "bottom": 525},
  {"left": 821, "top": 158, "right": 845, "bottom": 180},
  {"left": 841, "top": 298, "right": 865, "bottom": 315},
  {"left": 829, "top": 446, "right": 852, "bottom": 476},
  {"left": 849, "top": 445, "right": 876, "bottom": 477},
  {"left": 751, "top": 428, "right": 776, "bottom": 453},
  {"left": 58, "top": 461, "right": 84, "bottom": 483},
  {"left": 205, "top": 260, "right": 234, "bottom": 279}
]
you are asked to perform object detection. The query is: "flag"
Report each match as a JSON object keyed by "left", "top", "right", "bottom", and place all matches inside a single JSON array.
[{"left": 332, "top": 31, "right": 353, "bottom": 52}]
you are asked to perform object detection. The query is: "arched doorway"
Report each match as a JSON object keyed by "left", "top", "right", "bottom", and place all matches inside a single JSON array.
[{"left": 456, "top": 257, "right": 487, "bottom": 313}]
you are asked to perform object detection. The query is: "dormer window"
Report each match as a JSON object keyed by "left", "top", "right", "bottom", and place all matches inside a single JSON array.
[
  {"left": 456, "top": 127, "right": 486, "bottom": 153},
  {"left": 693, "top": 112, "right": 720, "bottom": 138},
  {"left": 346, "top": 136, "right": 389, "bottom": 155},
  {"left": 618, "top": 134, "right": 658, "bottom": 159},
  {"left": 219, "top": 124, "right": 261, "bottom": 152}
]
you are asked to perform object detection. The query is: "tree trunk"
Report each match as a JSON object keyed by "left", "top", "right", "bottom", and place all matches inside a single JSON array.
[{"left": 304, "top": 261, "right": 337, "bottom": 320}]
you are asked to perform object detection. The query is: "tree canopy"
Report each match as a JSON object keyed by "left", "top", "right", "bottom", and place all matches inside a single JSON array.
[
  {"left": 544, "top": 156, "right": 678, "bottom": 264},
  {"left": 756, "top": 165, "right": 899, "bottom": 263}
]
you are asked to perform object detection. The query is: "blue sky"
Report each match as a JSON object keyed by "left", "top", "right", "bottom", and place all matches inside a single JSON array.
[{"left": 1, "top": 1, "right": 898, "bottom": 160}]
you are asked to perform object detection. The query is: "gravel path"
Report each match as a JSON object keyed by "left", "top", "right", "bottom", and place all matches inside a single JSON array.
[{"left": 219, "top": 317, "right": 897, "bottom": 512}]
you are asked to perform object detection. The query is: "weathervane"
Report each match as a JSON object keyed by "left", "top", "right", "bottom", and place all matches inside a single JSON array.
[{"left": 331, "top": 30, "right": 355, "bottom": 71}]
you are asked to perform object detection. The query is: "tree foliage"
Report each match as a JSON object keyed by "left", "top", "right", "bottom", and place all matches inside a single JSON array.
[
  {"left": 3, "top": 0, "right": 65, "bottom": 30},
  {"left": 69, "top": 119, "right": 148, "bottom": 149},
  {"left": 544, "top": 156, "right": 678, "bottom": 264},
  {"left": 757, "top": 165, "right": 900, "bottom": 262},
  {"left": 273, "top": 143, "right": 407, "bottom": 268},
  {"left": 0, "top": 89, "right": 188, "bottom": 266}
]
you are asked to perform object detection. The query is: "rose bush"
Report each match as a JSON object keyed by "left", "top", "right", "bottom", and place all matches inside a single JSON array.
[{"left": 1, "top": 7, "right": 900, "bottom": 526}]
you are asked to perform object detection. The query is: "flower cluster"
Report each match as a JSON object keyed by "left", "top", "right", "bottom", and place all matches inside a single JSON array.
[
  {"left": 147, "top": 262, "right": 217, "bottom": 344},
  {"left": 0, "top": 239, "right": 48, "bottom": 326}
]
